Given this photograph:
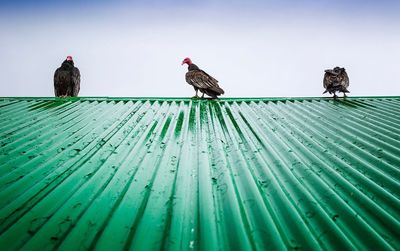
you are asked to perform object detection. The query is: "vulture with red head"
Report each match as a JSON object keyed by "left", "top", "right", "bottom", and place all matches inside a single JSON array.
[
  {"left": 54, "top": 56, "right": 80, "bottom": 97},
  {"left": 182, "top": 57, "right": 224, "bottom": 99},
  {"left": 323, "top": 66, "right": 349, "bottom": 99}
]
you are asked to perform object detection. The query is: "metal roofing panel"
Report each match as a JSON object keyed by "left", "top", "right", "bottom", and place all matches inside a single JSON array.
[{"left": 0, "top": 97, "right": 399, "bottom": 250}]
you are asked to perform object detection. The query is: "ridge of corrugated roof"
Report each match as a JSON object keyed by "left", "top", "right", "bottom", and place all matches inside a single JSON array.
[
  {"left": 0, "top": 97, "right": 399, "bottom": 250},
  {"left": 1, "top": 95, "right": 400, "bottom": 101}
]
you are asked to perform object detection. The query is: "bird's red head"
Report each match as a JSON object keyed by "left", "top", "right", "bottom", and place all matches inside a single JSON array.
[
  {"left": 66, "top": 56, "right": 73, "bottom": 61},
  {"left": 181, "top": 57, "right": 192, "bottom": 65}
]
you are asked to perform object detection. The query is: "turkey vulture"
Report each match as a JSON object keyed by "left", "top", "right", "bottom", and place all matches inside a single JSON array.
[
  {"left": 323, "top": 66, "right": 349, "bottom": 99},
  {"left": 54, "top": 56, "right": 80, "bottom": 97},
  {"left": 182, "top": 57, "right": 224, "bottom": 99}
]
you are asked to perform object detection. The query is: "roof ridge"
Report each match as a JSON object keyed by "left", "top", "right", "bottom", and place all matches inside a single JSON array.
[{"left": 1, "top": 96, "right": 400, "bottom": 102}]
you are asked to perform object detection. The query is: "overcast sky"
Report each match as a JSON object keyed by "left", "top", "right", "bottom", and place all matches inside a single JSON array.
[{"left": 0, "top": 0, "right": 399, "bottom": 97}]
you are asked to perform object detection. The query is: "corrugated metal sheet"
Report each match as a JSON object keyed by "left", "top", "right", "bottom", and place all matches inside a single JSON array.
[{"left": 0, "top": 97, "right": 399, "bottom": 250}]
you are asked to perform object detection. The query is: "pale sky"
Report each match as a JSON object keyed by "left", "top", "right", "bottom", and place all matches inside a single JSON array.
[{"left": 0, "top": 1, "right": 399, "bottom": 97}]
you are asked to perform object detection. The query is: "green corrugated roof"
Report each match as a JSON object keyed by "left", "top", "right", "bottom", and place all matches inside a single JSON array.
[{"left": 0, "top": 97, "right": 399, "bottom": 250}]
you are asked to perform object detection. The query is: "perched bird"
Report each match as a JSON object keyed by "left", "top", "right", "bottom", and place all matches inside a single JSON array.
[
  {"left": 54, "top": 56, "right": 80, "bottom": 97},
  {"left": 182, "top": 57, "right": 224, "bottom": 99},
  {"left": 323, "top": 66, "right": 349, "bottom": 99}
]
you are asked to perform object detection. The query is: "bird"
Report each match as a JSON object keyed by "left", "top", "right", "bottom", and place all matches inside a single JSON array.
[
  {"left": 182, "top": 57, "right": 224, "bottom": 99},
  {"left": 323, "top": 66, "right": 349, "bottom": 99},
  {"left": 54, "top": 56, "right": 80, "bottom": 97}
]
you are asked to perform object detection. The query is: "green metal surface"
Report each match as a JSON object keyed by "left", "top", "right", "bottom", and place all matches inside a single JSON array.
[{"left": 0, "top": 97, "right": 399, "bottom": 250}]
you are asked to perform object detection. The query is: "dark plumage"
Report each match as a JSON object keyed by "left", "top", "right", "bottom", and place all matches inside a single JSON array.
[
  {"left": 54, "top": 56, "right": 80, "bottom": 97},
  {"left": 323, "top": 66, "right": 349, "bottom": 99},
  {"left": 182, "top": 57, "right": 224, "bottom": 99}
]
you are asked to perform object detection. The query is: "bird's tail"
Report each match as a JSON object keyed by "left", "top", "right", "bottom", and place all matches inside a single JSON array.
[
  {"left": 210, "top": 86, "right": 224, "bottom": 95},
  {"left": 216, "top": 87, "right": 225, "bottom": 94}
]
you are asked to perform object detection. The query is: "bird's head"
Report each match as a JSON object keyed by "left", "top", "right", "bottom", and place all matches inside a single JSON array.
[
  {"left": 333, "top": 66, "right": 345, "bottom": 73},
  {"left": 66, "top": 56, "right": 73, "bottom": 61},
  {"left": 181, "top": 57, "right": 192, "bottom": 65}
]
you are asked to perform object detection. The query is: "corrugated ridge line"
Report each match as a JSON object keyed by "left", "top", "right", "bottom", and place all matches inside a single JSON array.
[
  {"left": 60, "top": 100, "right": 172, "bottom": 251},
  {"left": 122, "top": 101, "right": 186, "bottom": 250},
  {"left": 0, "top": 100, "right": 147, "bottom": 249},
  {"left": 0, "top": 98, "right": 136, "bottom": 233},
  {"left": 0, "top": 100, "right": 91, "bottom": 163},
  {"left": 214, "top": 101, "right": 282, "bottom": 250},
  {"left": 384, "top": 98, "right": 400, "bottom": 110},
  {"left": 0, "top": 100, "right": 82, "bottom": 139},
  {"left": 326, "top": 100, "right": 400, "bottom": 153},
  {"left": 232, "top": 101, "right": 334, "bottom": 249},
  {"left": 319, "top": 100, "right": 400, "bottom": 160},
  {"left": 229, "top": 101, "right": 355, "bottom": 250},
  {"left": 14, "top": 100, "right": 156, "bottom": 250},
  {"left": 295, "top": 100, "right": 400, "bottom": 190},
  {"left": 196, "top": 101, "right": 220, "bottom": 251},
  {"left": 0, "top": 100, "right": 63, "bottom": 148},
  {"left": 361, "top": 98, "right": 400, "bottom": 114},
  {"left": 0, "top": 99, "right": 21, "bottom": 110},
  {"left": 152, "top": 101, "right": 195, "bottom": 250},
  {"left": 0, "top": 100, "right": 101, "bottom": 156},
  {"left": 276, "top": 100, "right": 399, "bottom": 248},
  {"left": 46, "top": 100, "right": 180, "bottom": 250},
  {"left": 1, "top": 96, "right": 399, "bottom": 103},
  {"left": 300, "top": 100, "right": 399, "bottom": 184},
  {"left": 0, "top": 98, "right": 398, "bottom": 250},
  {"left": 198, "top": 101, "right": 243, "bottom": 250},
  {"left": 276, "top": 101, "right": 399, "bottom": 247},
  {"left": 0, "top": 100, "right": 130, "bottom": 212},
  {"left": 303, "top": 100, "right": 400, "bottom": 192},
  {"left": 222, "top": 102, "right": 323, "bottom": 250},
  {"left": 0, "top": 99, "right": 35, "bottom": 119},
  {"left": 259, "top": 100, "right": 396, "bottom": 249},
  {"left": 239, "top": 101, "right": 359, "bottom": 250},
  {"left": 0, "top": 100, "right": 105, "bottom": 176},
  {"left": 279, "top": 101, "right": 400, "bottom": 218},
  {"left": 158, "top": 102, "right": 190, "bottom": 250},
  {"left": 348, "top": 99, "right": 400, "bottom": 145},
  {"left": 365, "top": 99, "right": 400, "bottom": 115},
  {"left": 342, "top": 99, "right": 400, "bottom": 140},
  {"left": 207, "top": 102, "right": 258, "bottom": 250},
  {"left": 0, "top": 100, "right": 114, "bottom": 211},
  {"left": 162, "top": 101, "right": 200, "bottom": 251},
  {"left": 0, "top": 100, "right": 31, "bottom": 128},
  {"left": 289, "top": 100, "right": 400, "bottom": 207}
]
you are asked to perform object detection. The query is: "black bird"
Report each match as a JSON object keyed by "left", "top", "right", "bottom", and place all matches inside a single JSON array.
[
  {"left": 54, "top": 56, "right": 80, "bottom": 97},
  {"left": 323, "top": 66, "right": 349, "bottom": 99},
  {"left": 182, "top": 57, "right": 224, "bottom": 99}
]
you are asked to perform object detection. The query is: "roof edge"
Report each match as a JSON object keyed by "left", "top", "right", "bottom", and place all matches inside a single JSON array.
[{"left": 0, "top": 96, "right": 399, "bottom": 102}]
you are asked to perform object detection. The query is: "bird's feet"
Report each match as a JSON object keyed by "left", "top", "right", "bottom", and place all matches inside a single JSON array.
[{"left": 192, "top": 95, "right": 200, "bottom": 99}]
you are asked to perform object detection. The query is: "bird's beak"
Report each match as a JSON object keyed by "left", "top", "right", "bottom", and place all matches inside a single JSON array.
[{"left": 181, "top": 61, "right": 185, "bottom": 65}]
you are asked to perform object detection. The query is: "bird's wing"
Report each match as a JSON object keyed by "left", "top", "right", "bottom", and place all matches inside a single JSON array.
[
  {"left": 185, "top": 71, "right": 197, "bottom": 87},
  {"left": 54, "top": 68, "right": 60, "bottom": 96},
  {"left": 323, "top": 72, "right": 331, "bottom": 89},
  {"left": 54, "top": 68, "right": 70, "bottom": 96},
  {"left": 186, "top": 70, "right": 224, "bottom": 94},
  {"left": 72, "top": 67, "right": 81, "bottom": 96},
  {"left": 340, "top": 71, "right": 349, "bottom": 89},
  {"left": 324, "top": 69, "right": 339, "bottom": 75}
]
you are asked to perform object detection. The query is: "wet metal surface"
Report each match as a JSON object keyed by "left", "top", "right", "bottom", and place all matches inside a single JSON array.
[{"left": 0, "top": 97, "right": 399, "bottom": 250}]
